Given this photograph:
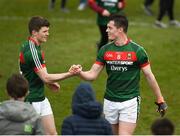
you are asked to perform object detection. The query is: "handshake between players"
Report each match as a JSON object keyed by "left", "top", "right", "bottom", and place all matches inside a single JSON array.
[{"left": 69, "top": 64, "right": 82, "bottom": 75}]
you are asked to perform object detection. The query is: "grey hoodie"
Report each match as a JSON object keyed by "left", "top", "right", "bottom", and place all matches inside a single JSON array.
[{"left": 0, "top": 100, "right": 44, "bottom": 135}]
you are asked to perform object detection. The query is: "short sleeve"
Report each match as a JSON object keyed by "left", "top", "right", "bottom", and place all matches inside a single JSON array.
[
  {"left": 26, "top": 41, "right": 46, "bottom": 72},
  {"left": 95, "top": 47, "right": 106, "bottom": 65},
  {"left": 137, "top": 47, "right": 149, "bottom": 68}
]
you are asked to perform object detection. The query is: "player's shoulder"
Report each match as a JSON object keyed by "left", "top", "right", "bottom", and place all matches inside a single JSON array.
[
  {"left": 129, "top": 40, "right": 145, "bottom": 51},
  {"left": 102, "top": 41, "right": 114, "bottom": 49},
  {"left": 130, "top": 40, "right": 141, "bottom": 47},
  {"left": 20, "top": 40, "right": 29, "bottom": 49}
]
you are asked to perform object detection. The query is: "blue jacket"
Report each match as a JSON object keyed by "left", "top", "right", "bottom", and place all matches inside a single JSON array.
[{"left": 61, "top": 83, "right": 112, "bottom": 135}]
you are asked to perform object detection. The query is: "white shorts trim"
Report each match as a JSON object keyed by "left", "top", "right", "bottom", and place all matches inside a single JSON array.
[
  {"left": 32, "top": 97, "right": 53, "bottom": 116},
  {"left": 103, "top": 97, "right": 141, "bottom": 124}
]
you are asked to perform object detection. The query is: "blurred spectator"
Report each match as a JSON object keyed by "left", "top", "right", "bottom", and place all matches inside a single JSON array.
[
  {"left": 77, "top": 0, "right": 87, "bottom": 11},
  {"left": 61, "top": 82, "right": 113, "bottom": 135},
  {"left": 155, "top": 0, "right": 180, "bottom": 28},
  {"left": 142, "top": 0, "right": 154, "bottom": 16},
  {"left": 88, "top": 0, "right": 126, "bottom": 51},
  {"left": 151, "top": 118, "right": 175, "bottom": 135},
  {"left": 49, "top": 0, "right": 69, "bottom": 13},
  {"left": 0, "top": 74, "right": 44, "bottom": 135}
]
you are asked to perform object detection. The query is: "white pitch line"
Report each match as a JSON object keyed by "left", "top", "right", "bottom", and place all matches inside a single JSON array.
[{"left": 0, "top": 15, "right": 151, "bottom": 26}]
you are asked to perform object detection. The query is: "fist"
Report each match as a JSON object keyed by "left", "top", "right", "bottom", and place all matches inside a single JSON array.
[{"left": 47, "top": 82, "right": 60, "bottom": 92}]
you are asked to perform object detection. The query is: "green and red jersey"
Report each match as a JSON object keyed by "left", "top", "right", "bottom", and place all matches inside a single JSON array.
[
  {"left": 96, "top": 40, "right": 149, "bottom": 102},
  {"left": 88, "top": 0, "right": 125, "bottom": 25},
  {"left": 19, "top": 37, "right": 46, "bottom": 102}
]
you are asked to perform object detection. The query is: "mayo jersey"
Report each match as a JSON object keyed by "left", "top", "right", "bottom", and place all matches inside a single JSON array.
[
  {"left": 19, "top": 38, "right": 46, "bottom": 102},
  {"left": 96, "top": 40, "right": 149, "bottom": 101}
]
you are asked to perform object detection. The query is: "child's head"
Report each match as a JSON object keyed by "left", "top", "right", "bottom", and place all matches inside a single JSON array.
[{"left": 6, "top": 74, "right": 29, "bottom": 100}]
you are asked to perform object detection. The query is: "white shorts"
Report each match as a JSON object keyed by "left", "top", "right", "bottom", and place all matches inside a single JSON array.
[
  {"left": 32, "top": 97, "right": 53, "bottom": 117},
  {"left": 103, "top": 97, "right": 141, "bottom": 124}
]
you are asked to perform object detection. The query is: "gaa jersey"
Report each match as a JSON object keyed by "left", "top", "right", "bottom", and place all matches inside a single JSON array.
[
  {"left": 96, "top": 40, "right": 149, "bottom": 102},
  {"left": 19, "top": 38, "right": 46, "bottom": 102}
]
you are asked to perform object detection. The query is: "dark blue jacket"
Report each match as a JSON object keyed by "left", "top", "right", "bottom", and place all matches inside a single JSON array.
[{"left": 61, "top": 83, "right": 113, "bottom": 135}]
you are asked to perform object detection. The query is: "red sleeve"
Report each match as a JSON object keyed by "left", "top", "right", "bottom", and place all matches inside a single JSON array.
[
  {"left": 88, "top": 0, "right": 104, "bottom": 14},
  {"left": 95, "top": 61, "right": 105, "bottom": 66},
  {"left": 34, "top": 64, "right": 46, "bottom": 72},
  {"left": 140, "top": 62, "right": 150, "bottom": 68}
]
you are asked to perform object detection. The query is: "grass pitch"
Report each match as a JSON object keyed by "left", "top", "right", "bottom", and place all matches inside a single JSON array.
[{"left": 0, "top": 0, "right": 180, "bottom": 134}]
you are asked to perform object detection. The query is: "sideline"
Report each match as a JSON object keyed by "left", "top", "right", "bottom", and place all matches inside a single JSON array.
[{"left": 0, "top": 15, "right": 151, "bottom": 26}]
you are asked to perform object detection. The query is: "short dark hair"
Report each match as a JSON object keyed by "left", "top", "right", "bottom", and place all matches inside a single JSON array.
[
  {"left": 28, "top": 16, "right": 50, "bottom": 34},
  {"left": 109, "top": 15, "right": 128, "bottom": 33},
  {"left": 151, "top": 118, "right": 175, "bottom": 135},
  {"left": 6, "top": 73, "right": 29, "bottom": 100}
]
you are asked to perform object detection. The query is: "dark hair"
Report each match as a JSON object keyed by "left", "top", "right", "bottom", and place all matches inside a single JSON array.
[
  {"left": 109, "top": 14, "right": 128, "bottom": 33},
  {"left": 28, "top": 16, "right": 50, "bottom": 34},
  {"left": 6, "top": 74, "right": 29, "bottom": 100},
  {"left": 151, "top": 118, "right": 175, "bottom": 135}
]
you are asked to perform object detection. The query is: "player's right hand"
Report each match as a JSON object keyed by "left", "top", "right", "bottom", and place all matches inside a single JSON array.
[
  {"left": 69, "top": 64, "right": 82, "bottom": 75},
  {"left": 155, "top": 102, "right": 168, "bottom": 117}
]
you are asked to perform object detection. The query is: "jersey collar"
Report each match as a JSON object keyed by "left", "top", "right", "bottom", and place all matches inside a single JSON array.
[
  {"left": 28, "top": 37, "right": 40, "bottom": 46},
  {"left": 114, "top": 38, "right": 131, "bottom": 46},
  {"left": 124, "top": 38, "right": 131, "bottom": 45}
]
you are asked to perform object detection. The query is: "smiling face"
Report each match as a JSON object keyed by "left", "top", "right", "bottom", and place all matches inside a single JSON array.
[
  {"left": 32, "top": 26, "right": 49, "bottom": 44},
  {"left": 106, "top": 20, "right": 123, "bottom": 41}
]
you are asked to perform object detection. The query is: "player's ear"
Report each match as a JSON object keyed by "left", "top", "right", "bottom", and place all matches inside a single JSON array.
[
  {"left": 32, "top": 30, "right": 38, "bottom": 36},
  {"left": 118, "top": 27, "right": 124, "bottom": 33}
]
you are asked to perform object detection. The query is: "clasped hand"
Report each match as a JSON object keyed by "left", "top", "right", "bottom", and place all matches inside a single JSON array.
[{"left": 69, "top": 64, "right": 82, "bottom": 75}]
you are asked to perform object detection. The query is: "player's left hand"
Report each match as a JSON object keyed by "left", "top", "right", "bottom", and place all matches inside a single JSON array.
[
  {"left": 155, "top": 102, "right": 168, "bottom": 117},
  {"left": 69, "top": 64, "right": 82, "bottom": 75},
  {"left": 47, "top": 82, "right": 60, "bottom": 92}
]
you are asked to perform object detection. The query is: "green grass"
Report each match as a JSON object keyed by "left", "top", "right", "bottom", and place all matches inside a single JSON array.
[{"left": 0, "top": 0, "right": 180, "bottom": 134}]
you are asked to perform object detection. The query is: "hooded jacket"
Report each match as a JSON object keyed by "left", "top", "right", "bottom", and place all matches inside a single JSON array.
[
  {"left": 0, "top": 100, "right": 44, "bottom": 135},
  {"left": 61, "top": 83, "right": 112, "bottom": 135}
]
